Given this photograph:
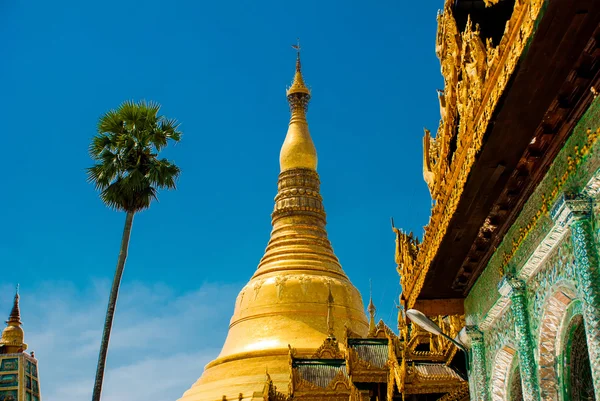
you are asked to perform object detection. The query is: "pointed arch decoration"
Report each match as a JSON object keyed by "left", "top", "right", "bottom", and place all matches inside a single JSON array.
[
  {"left": 562, "top": 313, "right": 595, "bottom": 401},
  {"left": 491, "top": 345, "right": 518, "bottom": 401},
  {"left": 537, "top": 284, "right": 578, "bottom": 401},
  {"left": 508, "top": 364, "right": 524, "bottom": 401}
]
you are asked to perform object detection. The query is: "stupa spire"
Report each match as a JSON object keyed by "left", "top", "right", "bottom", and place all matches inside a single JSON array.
[
  {"left": 0, "top": 285, "right": 27, "bottom": 353},
  {"left": 367, "top": 281, "right": 377, "bottom": 336},
  {"left": 327, "top": 286, "right": 335, "bottom": 339},
  {"left": 8, "top": 285, "right": 21, "bottom": 325},
  {"left": 286, "top": 39, "right": 311, "bottom": 102},
  {"left": 280, "top": 39, "right": 317, "bottom": 172}
]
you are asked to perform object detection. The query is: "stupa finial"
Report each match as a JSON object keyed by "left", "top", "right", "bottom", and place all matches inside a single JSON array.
[
  {"left": 0, "top": 284, "right": 27, "bottom": 353},
  {"left": 286, "top": 38, "right": 311, "bottom": 109},
  {"left": 8, "top": 285, "right": 21, "bottom": 325},
  {"left": 280, "top": 40, "right": 317, "bottom": 172},
  {"left": 326, "top": 286, "right": 335, "bottom": 339},
  {"left": 368, "top": 280, "right": 377, "bottom": 336}
]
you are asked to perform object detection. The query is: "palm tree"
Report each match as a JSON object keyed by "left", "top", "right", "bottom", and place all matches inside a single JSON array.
[{"left": 86, "top": 100, "right": 182, "bottom": 401}]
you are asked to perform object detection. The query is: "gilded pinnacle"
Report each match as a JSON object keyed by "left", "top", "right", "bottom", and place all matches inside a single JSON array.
[
  {"left": 280, "top": 50, "right": 318, "bottom": 172},
  {"left": 368, "top": 295, "right": 376, "bottom": 336},
  {"left": 0, "top": 287, "right": 27, "bottom": 353},
  {"left": 327, "top": 287, "right": 335, "bottom": 339},
  {"left": 286, "top": 43, "right": 311, "bottom": 101},
  {"left": 286, "top": 57, "right": 311, "bottom": 99},
  {"left": 8, "top": 291, "right": 21, "bottom": 325}
]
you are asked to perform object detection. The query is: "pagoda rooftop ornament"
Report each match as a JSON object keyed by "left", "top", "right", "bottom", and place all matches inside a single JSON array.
[
  {"left": 280, "top": 39, "right": 317, "bottom": 172},
  {"left": 0, "top": 285, "right": 27, "bottom": 354}
]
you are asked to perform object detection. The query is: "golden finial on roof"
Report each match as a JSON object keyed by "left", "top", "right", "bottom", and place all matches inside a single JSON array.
[
  {"left": 0, "top": 285, "right": 27, "bottom": 354},
  {"left": 280, "top": 38, "right": 318, "bottom": 172},
  {"left": 367, "top": 280, "right": 377, "bottom": 337}
]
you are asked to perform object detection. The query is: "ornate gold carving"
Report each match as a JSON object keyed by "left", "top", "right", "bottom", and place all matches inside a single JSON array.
[
  {"left": 483, "top": 0, "right": 502, "bottom": 6},
  {"left": 263, "top": 371, "right": 288, "bottom": 401},
  {"left": 272, "top": 169, "right": 325, "bottom": 218},
  {"left": 275, "top": 276, "right": 288, "bottom": 300},
  {"left": 388, "top": 336, "right": 406, "bottom": 394},
  {"left": 347, "top": 348, "right": 378, "bottom": 373},
  {"left": 374, "top": 320, "right": 398, "bottom": 340},
  {"left": 326, "top": 370, "right": 350, "bottom": 391},
  {"left": 311, "top": 337, "right": 344, "bottom": 359},
  {"left": 291, "top": 364, "right": 351, "bottom": 400},
  {"left": 298, "top": 275, "right": 312, "bottom": 295},
  {"left": 252, "top": 279, "right": 264, "bottom": 300},
  {"left": 423, "top": 128, "right": 440, "bottom": 195},
  {"left": 288, "top": 344, "right": 297, "bottom": 356},
  {"left": 344, "top": 324, "right": 363, "bottom": 341},
  {"left": 289, "top": 323, "right": 466, "bottom": 400},
  {"left": 393, "top": 227, "right": 420, "bottom": 305},
  {"left": 435, "top": 383, "right": 470, "bottom": 401},
  {"left": 292, "top": 369, "right": 322, "bottom": 392},
  {"left": 401, "top": 0, "right": 545, "bottom": 309}
]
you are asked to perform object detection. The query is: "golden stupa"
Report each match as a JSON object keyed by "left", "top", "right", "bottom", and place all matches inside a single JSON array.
[
  {"left": 0, "top": 290, "right": 27, "bottom": 354},
  {"left": 178, "top": 51, "right": 369, "bottom": 401}
]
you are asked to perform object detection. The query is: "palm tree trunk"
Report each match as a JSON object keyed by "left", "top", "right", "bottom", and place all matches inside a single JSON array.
[{"left": 92, "top": 211, "right": 135, "bottom": 401}]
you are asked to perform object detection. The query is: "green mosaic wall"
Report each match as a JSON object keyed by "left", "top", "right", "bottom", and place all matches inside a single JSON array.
[
  {"left": 484, "top": 304, "right": 516, "bottom": 377},
  {"left": 461, "top": 93, "right": 600, "bottom": 401},
  {"left": 466, "top": 96, "right": 600, "bottom": 323},
  {"left": 526, "top": 238, "right": 577, "bottom": 346}
]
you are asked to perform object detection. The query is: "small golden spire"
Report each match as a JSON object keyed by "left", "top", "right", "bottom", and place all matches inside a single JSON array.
[
  {"left": 280, "top": 39, "right": 317, "bottom": 172},
  {"left": 326, "top": 286, "right": 335, "bottom": 339},
  {"left": 286, "top": 39, "right": 311, "bottom": 101},
  {"left": 367, "top": 280, "right": 376, "bottom": 337},
  {"left": 8, "top": 285, "right": 21, "bottom": 325},
  {"left": 0, "top": 285, "right": 27, "bottom": 354}
]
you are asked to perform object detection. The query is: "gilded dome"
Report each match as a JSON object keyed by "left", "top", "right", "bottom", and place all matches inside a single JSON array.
[{"left": 0, "top": 325, "right": 24, "bottom": 347}]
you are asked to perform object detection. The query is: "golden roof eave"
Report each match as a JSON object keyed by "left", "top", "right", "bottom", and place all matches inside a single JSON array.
[{"left": 399, "top": 0, "right": 546, "bottom": 309}]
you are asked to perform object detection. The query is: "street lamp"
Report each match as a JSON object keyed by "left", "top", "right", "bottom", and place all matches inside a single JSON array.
[{"left": 406, "top": 309, "right": 470, "bottom": 379}]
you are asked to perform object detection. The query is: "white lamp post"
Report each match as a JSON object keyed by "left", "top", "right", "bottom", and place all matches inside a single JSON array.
[{"left": 406, "top": 309, "right": 470, "bottom": 378}]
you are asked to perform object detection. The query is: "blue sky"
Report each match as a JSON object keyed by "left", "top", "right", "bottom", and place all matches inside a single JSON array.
[{"left": 1, "top": 0, "right": 443, "bottom": 400}]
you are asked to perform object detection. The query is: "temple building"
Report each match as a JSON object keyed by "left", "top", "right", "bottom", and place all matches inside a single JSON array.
[
  {"left": 394, "top": 0, "right": 600, "bottom": 400},
  {"left": 0, "top": 291, "right": 41, "bottom": 401}
]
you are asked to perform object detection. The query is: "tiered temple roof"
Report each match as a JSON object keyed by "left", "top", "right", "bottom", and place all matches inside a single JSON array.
[{"left": 262, "top": 315, "right": 468, "bottom": 401}]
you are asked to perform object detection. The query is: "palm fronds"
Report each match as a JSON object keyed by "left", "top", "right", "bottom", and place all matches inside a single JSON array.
[{"left": 87, "top": 100, "right": 182, "bottom": 212}]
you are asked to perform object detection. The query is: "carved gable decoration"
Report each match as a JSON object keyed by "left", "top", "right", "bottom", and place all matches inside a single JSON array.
[
  {"left": 311, "top": 337, "right": 344, "bottom": 360},
  {"left": 375, "top": 320, "right": 397, "bottom": 340},
  {"left": 393, "top": 228, "right": 420, "bottom": 305},
  {"left": 325, "top": 370, "right": 351, "bottom": 391}
]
